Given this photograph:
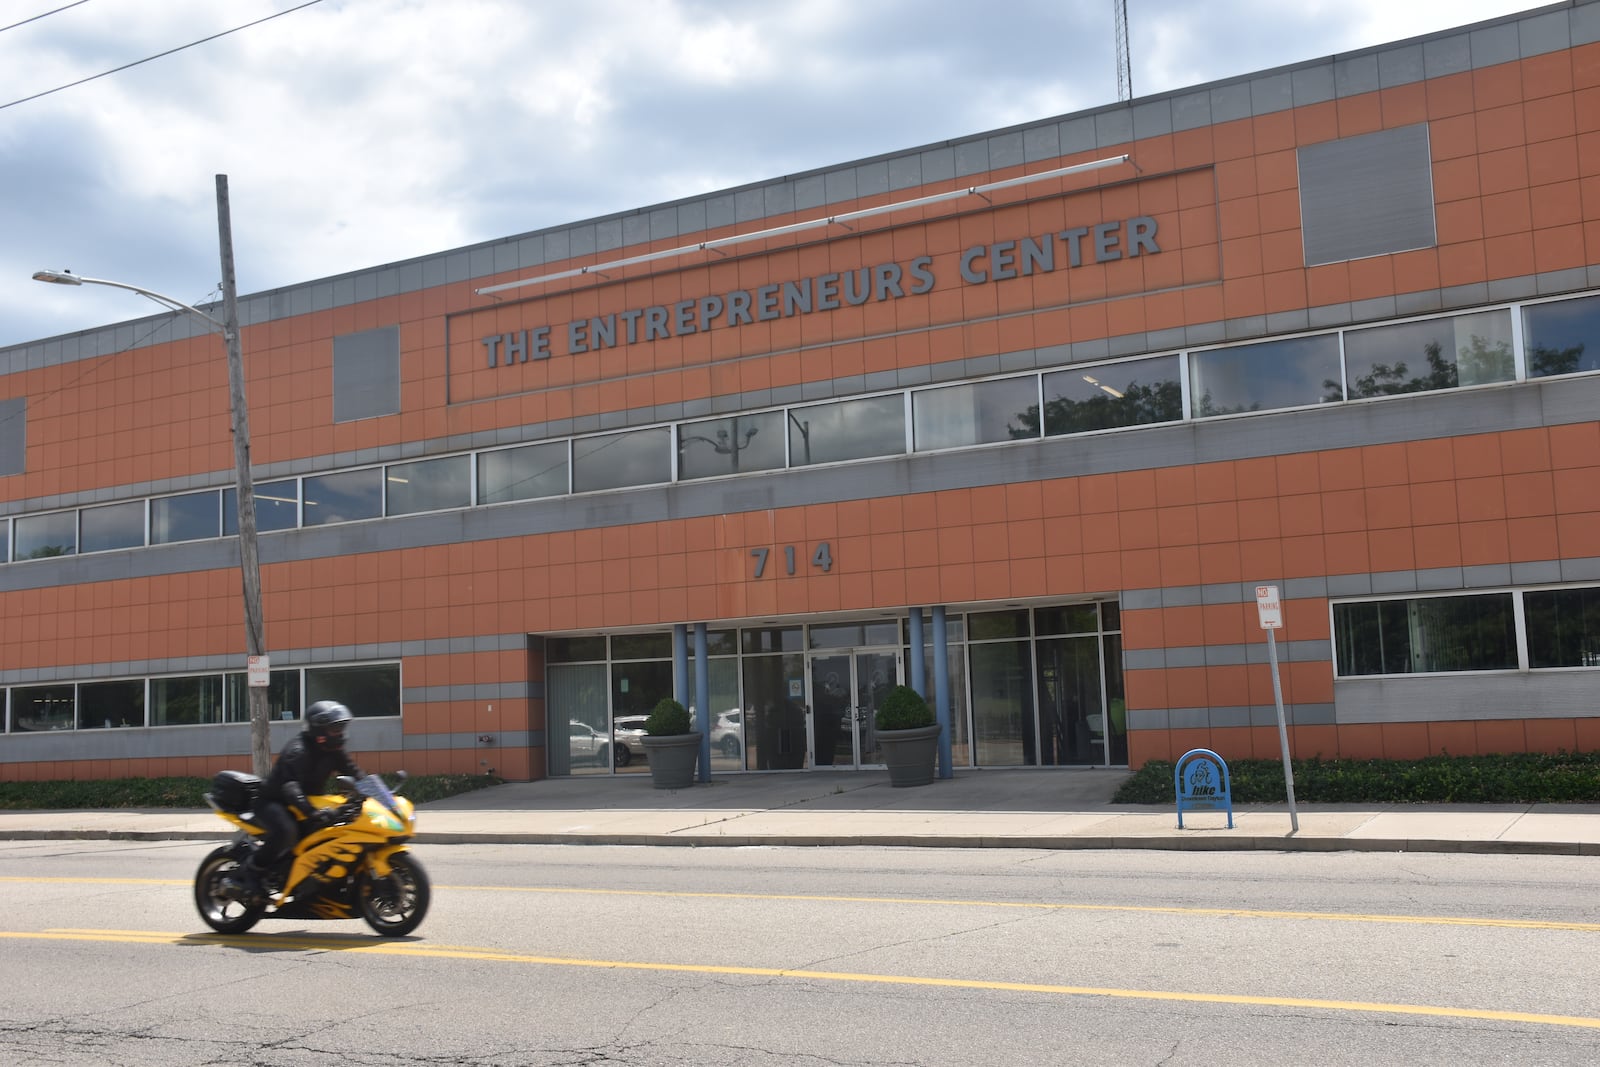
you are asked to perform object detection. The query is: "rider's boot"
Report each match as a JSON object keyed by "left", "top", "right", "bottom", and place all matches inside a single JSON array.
[{"left": 226, "top": 855, "right": 268, "bottom": 902}]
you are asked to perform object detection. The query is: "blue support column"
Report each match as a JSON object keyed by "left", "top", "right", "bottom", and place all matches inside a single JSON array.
[
  {"left": 695, "top": 622, "right": 711, "bottom": 783},
  {"left": 673, "top": 625, "right": 688, "bottom": 708},
  {"left": 908, "top": 608, "right": 926, "bottom": 698},
  {"left": 933, "top": 606, "right": 952, "bottom": 779}
]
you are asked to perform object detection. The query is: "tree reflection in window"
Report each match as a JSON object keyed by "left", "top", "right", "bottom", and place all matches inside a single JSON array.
[
  {"left": 1034, "top": 355, "right": 1182, "bottom": 436},
  {"left": 1337, "top": 311, "right": 1513, "bottom": 401},
  {"left": 1524, "top": 293, "right": 1599, "bottom": 378}
]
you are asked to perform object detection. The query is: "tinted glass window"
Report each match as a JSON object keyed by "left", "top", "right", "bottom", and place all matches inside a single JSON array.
[
  {"left": 1333, "top": 594, "right": 1516, "bottom": 675},
  {"left": 1191, "top": 334, "right": 1340, "bottom": 417},
  {"left": 788, "top": 395, "right": 905, "bottom": 466},
  {"left": 305, "top": 663, "right": 399, "bottom": 718},
  {"left": 1041, "top": 355, "right": 1183, "bottom": 435},
  {"left": 1524, "top": 586, "right": 1600, "bottom": 668},
  {"left": 151, "top": 491, "right": 219, "bottom": 545},
  {"left": 1343, "top": 310, "right": 1513, "bottom": 398},
  {"left": 386, "top": 455, "right": 471, "bottom": 516},
  {"left": 224, "top": 669, "right": 301, "bottom": 723},
  {"left": 612, "top": 633, "right": 672, "bottom": 660},
  {"left": 302, "top": 468, "right": 383, "bottom": 526},
  {"left": 152, "top": 675, "right": 224, "bottom": 726},
  {"left": 547, "top": 636, "right": 607, "bottom": 662},
  {"left": 571, "top": 428, "right": 670, "bottom": 493},
  {"left": 13, "top": 684, "right": 74, "bottom": 731},
  {"left": 678, "top": 412, "right": 785, "bottom": 478},
  {"left": 479, "top": 441, "right": 568, "bottom": 504},
  {"left": 80, "top": 500, "right": 145, "bottom": 554},
  {"left": 913, "top": 376, "right": 1038, "bottom": 451},
  {"left": 80, "top": 679, "right": 144, "bottom": 729},
  {"left": 1524, "top": 293, "right": 1600, "bottom": 378},
  {"left": 14, "top": 511, "right": 77, "bottom": 559},
  {"left": 225, "top": 480, "right": 300, "bottom": 533},
  {"left": 1, "top": 518, "right": 8, "bottom": 563}
]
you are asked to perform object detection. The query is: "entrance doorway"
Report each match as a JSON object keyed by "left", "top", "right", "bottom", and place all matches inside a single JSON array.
[{"left": 807, "top": 648, "right": 900, "bottom": 768}]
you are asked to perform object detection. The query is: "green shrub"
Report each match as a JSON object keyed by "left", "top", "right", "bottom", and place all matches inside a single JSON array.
[
  {"left": 875, "top": 685, "right": 935, "bottom": 731},
  {"left": 645, "top": 697, "right": 693, "bottom": 736},
  {"left": 1113, "top": 752, "right": 1600, "bottom": 805},
  {"left": 0, "top": 773, "right": 504, "bottom": 810}
]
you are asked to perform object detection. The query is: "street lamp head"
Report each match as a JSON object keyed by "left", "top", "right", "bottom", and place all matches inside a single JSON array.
[{"left": 32, "top": 269, "right": 83, "bottom": 286}]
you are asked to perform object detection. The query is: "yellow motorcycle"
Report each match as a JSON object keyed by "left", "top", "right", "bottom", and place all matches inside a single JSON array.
[{"left": 193, "top": 770, "right": 430, "bottom": 937}]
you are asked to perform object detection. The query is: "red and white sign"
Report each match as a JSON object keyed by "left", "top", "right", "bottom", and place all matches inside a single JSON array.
[
  {"left": 1255, "top": 585, "right": 1283, "bottom": 630},
  {"left": 247, "top": 654, "right": 271, "bottom": 688}
]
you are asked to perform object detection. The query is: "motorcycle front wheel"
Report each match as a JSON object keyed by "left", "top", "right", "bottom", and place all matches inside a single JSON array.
[
  {"left": 193, "top": 845, "right": 266, "bottom": 934},
  {"left": 358, "top": 852, "right": 430, "bottom": 937}
]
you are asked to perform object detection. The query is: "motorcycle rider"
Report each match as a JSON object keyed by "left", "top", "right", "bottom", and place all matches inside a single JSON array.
[{"left": 232, "top": 700, "right": 365, "bottom": 899}]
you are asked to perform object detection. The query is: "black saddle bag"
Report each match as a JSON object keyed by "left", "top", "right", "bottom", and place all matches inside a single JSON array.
[{"left": 210, "top": 770, "right": 263, "bottom": 813}]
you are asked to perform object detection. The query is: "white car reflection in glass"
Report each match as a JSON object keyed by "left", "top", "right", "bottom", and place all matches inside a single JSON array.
[
  {"left": 569, "top": 719, "right": 630, "bottom": 768},
  {"left": 712, "top": 709, "right": 742, "bottom": 758}
]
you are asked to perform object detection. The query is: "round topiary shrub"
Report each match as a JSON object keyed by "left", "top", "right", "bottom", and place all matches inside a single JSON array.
[
  {"left": 875, "top": 685, "right": 935, "bottom": 731},
  {"left": 645, "top": 697, "right": 693, "bottom": 736}
]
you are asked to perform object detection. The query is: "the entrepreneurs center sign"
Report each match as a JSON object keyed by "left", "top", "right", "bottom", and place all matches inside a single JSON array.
[{"left": 481, "top": 215, "right": 1159, "bottom": 366}]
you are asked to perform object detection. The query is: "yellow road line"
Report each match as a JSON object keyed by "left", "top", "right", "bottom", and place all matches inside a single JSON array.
[
  {"left": 2, "top": 928, "right": 1597, "bottom": 1031},
  {"left": 4, "top": 875, "right": 1599, "bottom": 932}
]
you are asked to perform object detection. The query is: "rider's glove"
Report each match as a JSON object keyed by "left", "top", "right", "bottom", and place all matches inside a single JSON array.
[{"left": 306, "top": 808, "right": 337, "bottom": 830}]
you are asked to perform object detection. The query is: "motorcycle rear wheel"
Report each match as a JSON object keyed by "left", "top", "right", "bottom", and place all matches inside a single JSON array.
[
  {"left": 358, "top": 852, "right": 430, "bottom": 937},
  {"left": 193, "top": 845, "right": 266, "bottom": 934}
]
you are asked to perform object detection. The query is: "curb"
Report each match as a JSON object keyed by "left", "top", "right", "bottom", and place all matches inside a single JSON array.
[{"left": 2, "top": 827, "right": 1595, "bottom": 856}]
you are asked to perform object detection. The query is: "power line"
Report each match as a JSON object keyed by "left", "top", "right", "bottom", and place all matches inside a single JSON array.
[
  {"left": 0, "top": 1, "right": 92, "bottom": 35},
  {"left": 0, "top": 0, "right": 326, "bottom": 111}
]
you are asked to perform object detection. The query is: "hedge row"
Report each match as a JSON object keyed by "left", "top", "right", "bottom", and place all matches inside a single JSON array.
[
  {"left": 0, "top": 773, "right": 504, "bottom": 810},
  {"left": 1114, "top": 753, "right": 1600, "bottom": 805}
]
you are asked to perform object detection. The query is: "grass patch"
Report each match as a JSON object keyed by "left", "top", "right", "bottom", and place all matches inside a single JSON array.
[
  {"left": 0, "top": 773, "right": 505, "bottom": 810},
  {"left": 1114, "top": 752, "right": 1600, "bottom": 805}
]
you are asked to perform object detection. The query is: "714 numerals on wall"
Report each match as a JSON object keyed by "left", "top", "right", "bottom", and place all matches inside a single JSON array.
[{"left": 751, "top": 543, "right": 833, "bottom": 577}]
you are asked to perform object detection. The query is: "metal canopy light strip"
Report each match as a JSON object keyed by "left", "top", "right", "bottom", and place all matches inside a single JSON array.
[{"left": 474, "top": 154, "right": 1132, "bottom": 297}]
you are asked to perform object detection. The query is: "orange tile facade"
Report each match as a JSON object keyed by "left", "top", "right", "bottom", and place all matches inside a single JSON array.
[{"left": 4, "top": 25, "right": 1600, "bottom": 780}]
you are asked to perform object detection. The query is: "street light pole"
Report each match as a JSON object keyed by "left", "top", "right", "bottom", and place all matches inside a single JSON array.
[{"left": 32, "top": 173, "right": 272, "bottom": 776}]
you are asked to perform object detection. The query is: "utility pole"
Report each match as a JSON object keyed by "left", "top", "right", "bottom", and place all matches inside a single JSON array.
[{"left": 215, "top": 175, "right": 271, "bottom": 777}]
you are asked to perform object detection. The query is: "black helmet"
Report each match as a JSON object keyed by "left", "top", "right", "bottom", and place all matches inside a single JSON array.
[{"left": 305, "top": 700, "right": 353, "bottom": 749}]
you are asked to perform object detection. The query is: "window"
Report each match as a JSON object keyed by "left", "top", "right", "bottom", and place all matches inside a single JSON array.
[
  {"left": 1342, "top": 310, "right": 1513, "bottom": 399},
  {"left": 678, "top": 412, "right": 785, "bottom": 478},
  {"left": 152, "top": 675, "right": 225, "bottom": 726},
  {"left": 80, "top": 500, "right": 145, "bottom": 554},
  {"left": 224, "top": 669, "right": 302, "bottom": 723},
  {"left": 305, "top": 663, "right": 400, "bottom": 718},
  {"left": 1524, "top": 586, "right": 1600, "bottom": 668},
  {"left": 14, "top": 511, "right": 76, "bottom": 559},
  {"left": 788, "top": 395, "right": 905, "bottom": 466},
  {"left": 151, "top": 491, "right": 219, "bottom": 545},
  {"left": 225, "top": 479, "right": 300, "bottom": 533},
  {"left": 386, "top": 455, "right": 471, "bottom": 516},
  {"left": 571, "top": 428, "right": 670, "bottom": 493},
  {"left": 1524, "top": 293, "right": 1600, "bottom": 378},
  {"left": 1041, "top": 354, "right": 1182, "bottom": 435},
  {"left": 1333, "top": 593, "right": 1517, "bottom": 676},
  {"left": 1192, "top": 334, "right": 1341, "bottom": 416},
  {"left": 303, "top": 468, "right": 383, "bottom": 526},
  {"left": 479, "top": 441, "right": 568, "bottom": 504},
  {"left": 912, "top": 376, "right": 1038, "bottom": 451},
  {"left": 12, "top": 685, "right": 74, "bottom": 731},
  {"left": 79, "top": 680, "right": 145, "bottom": 729}
]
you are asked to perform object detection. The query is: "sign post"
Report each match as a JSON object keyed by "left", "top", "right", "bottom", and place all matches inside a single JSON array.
[{"left": 1255, "top": 585, "right": 1299, "bottom": 832}]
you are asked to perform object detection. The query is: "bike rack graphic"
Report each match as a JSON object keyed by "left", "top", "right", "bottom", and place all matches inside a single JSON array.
[{"left": 1174, "top": 748, "right": 1234, "bottom": 829}]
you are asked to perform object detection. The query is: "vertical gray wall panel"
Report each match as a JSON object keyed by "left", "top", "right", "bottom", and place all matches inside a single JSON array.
[
  {"left": 1299, "top": 123, "right": 1436, "bottom": 266},
  {"left": 0, "top": 397, "right": 23, "bottom": 475},
  {"left": 332, "top": 326, "right": 400, "bottom": 423}
]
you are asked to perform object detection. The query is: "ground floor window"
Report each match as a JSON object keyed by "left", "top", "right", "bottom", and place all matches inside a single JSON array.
[
  {"left": 1333, "top": 586, "right": 1600, "bottom": 677},
  {"left": 542, "top": 601, "right": 1126, "bottom": 775}
]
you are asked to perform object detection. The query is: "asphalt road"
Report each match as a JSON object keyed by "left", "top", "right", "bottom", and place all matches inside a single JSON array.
[{"left": 2, "top": 839, "right": 1597, "bottom": 1065}]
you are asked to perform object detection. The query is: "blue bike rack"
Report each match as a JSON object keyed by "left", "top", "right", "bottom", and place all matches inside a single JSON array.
[{"left": 1175, "top": 748, "right": 1234, "bottom": 828}]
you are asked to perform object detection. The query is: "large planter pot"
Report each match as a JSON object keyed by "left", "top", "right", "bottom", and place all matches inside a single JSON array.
[
  {"left": 640, "top": 732, "right": 703, "bottom": 790},
  {"left": 876, "top": 723, "right": 941, "bottom": 787}
]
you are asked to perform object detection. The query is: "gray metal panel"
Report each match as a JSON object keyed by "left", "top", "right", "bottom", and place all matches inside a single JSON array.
[
  {"left": 0, "top": 397, "right": 23, "bottom": 476},
  {"left": 332, "top": 326, "right": 400, "bottom": 423},
  {"left": 1377, "top": 44, "right": 1425, "bottom": 88},
  {"left": 1332, "top": 54, "right": 1380, "bottom": 97},
  {"left": 1423, "top": 35, "right": 1473, "bottom": 78},
  {"left": 1336, "top": 672, "right": 1600, "bottom": 723},
  {"left": 1249, "top": 73, "right": 1294, "bottom": 115},
  {"left": 1518, "top": 10, "right": 1571, "bottom": 56},
  {"left": 1291, "top": 64, "right": 1335, "bottom": 106},
  {"left": 1300, "top": 124, "right": 1435, "bottom": 266},
  {"left": 1470, "top": 23, "right": 1520, "bottom": 66},
  {"left": 1578, "top": 1, "right": 1600, "bottom": 46}
]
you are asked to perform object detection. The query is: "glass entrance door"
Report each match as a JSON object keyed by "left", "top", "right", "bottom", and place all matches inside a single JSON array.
[{"left": 808, "top": 649, "right": 900, "bottom": 768}]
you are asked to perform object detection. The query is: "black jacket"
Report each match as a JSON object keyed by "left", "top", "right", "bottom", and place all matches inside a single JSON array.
[{"left": 262, "top": 732, "right": 363, "bottom": 815}]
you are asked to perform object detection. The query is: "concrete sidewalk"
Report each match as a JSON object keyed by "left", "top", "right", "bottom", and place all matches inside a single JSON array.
[{"left": 2, "top": 768, "right": 1598, "bottom": 855}]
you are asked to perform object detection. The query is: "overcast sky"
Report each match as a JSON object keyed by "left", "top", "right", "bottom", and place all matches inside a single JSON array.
[{"left": 0, "top": 0, "right": 1545, "bottom": 348}]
